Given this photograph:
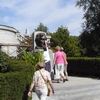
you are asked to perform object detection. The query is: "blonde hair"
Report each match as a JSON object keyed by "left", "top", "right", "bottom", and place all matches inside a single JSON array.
[{"left": 55, "top": 46, "right": 60, "bottom": 51}]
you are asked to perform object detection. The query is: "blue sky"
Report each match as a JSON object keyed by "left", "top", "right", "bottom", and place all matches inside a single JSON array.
[{"left": 0, "top": 0, "right": 84, "bottom": 36}]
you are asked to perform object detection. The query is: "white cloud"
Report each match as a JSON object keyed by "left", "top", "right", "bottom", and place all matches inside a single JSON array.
[
  {"left": 43, "top": 4, "right": 82, "bottom": 24},
  {"left": 0, "top": 0, "right": 17, "bottom": 8},
  {"left": 68, "top": 19, "right": 83, "bottom": 36},
  {"left": 0, "top": 0, "right": 84, "bottom": 36},
  {"left": 3, "top": 16, "right": 11, "bottom": 23}
]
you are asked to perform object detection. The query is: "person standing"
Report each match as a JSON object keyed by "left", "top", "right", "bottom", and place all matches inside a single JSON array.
[
  {"left": 43, "top": 42, "right": 51, "bottom": 73},
  {"left": 28, "top": 62, "right": 54, "bottom": 100},
  {"left": 53, "top": 46, "right": 66, "bottom": 83},
  {"left": 48, "top": 46, "right": 55, "bottom": 80},
  {"left": 60, "top": 47, "right": 69, "bottom": 81}
]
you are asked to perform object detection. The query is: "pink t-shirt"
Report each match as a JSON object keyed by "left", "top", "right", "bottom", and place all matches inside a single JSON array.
[
  {"left": 54, "top": 51, "right": 65, "bottom": 64},
  {"left": 62, "top": 51, "right": 68, "bottom": 64}
]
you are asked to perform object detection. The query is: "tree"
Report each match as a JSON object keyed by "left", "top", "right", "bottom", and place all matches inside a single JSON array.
[
  {"left": 35, "top": 23, "right": 48, "bottom": 33},
  {"left": 67, "top": 36, "right": 81, "bottom": 57},
  {"left": 50, "top": 26, "right": 69, "bottom": 48},
  {"left": 76, "top": 0, "right": 100, "bottom": 56},
  {"left": 50, "top": 26, "right": 81, "bottom": 56}
]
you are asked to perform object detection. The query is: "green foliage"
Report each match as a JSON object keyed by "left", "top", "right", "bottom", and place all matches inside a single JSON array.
[
  {"left": 50, "top": 26, "right": 81, "bottom": 56},
  {"left": 0, "top": 49, "right": 44, "bottom": 99},
  {"left": 0, "top": 50, "right": 10, "bottom": 73},
  {"left": 22, "top": 50, "right": 43, "bottom": 67},
  {"left": 0, "top": 60, "right": 34, "bottom": 100},
  {"left": 7, "top": 59, "right": 33, "bottom": 72},
  {"left": 0, "top": 48, "right": 44, "bottom": 99},
  {"left": 35, "top": 23, "right": 48, "bottom": 33},
  {"left": 76, "top": 0, "right": 100, "bottom": 31},
  {"left": 68, "top": 57, "right": 100, "bottom": 77},
  {"left": 67, "top": 36, "right": 81, "bottom": 56},
  {"left": 51, "top": 26, "right": 69, "bottom": 47},
  {"left": 76, "top": 0, "right": 100, "bottom": 56}
]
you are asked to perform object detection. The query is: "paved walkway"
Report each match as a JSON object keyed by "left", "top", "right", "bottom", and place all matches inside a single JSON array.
[{"left": 33, "top": 76, "right": 100, "bottom": 100}]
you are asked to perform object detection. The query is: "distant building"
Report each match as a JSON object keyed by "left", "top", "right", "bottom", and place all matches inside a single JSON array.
[{"left": 0, "top": 25, "right": 22, "bottom": 56}]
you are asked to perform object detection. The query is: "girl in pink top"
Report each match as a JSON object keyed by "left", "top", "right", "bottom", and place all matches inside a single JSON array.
[{"left": 54, "top": 46, "right": 66, "bottom": 82}]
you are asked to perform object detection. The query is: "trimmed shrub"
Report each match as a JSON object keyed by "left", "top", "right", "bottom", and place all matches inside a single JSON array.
[
  {"left": 0, "top": 61, "right": 34, "bottom": 100},
  {"left": 68, "top": 57, "right": 100, "bottom": 77},
  {"left": 0, "top": 50, "right": 44, "bottom": 100}
]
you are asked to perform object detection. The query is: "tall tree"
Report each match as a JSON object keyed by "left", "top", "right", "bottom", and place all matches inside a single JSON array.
[
  {"left": 67, "top": 36, "right": 81, "bottom": 57},
  {"left": 50, "top": 26, "right": 81, "bottom": 56},
  {"left": 50, "top": 26, "right": 69, "bottom": 48},
  {"left": 35, "top": 23, "right": 48, "bottom": 33},
  {"left": 76, "top": 0, "right": 100, "bottom": 56}
]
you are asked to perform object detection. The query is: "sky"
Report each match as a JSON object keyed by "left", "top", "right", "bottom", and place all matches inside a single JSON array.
[{"left": 0, "top": 0, "right": 84, "bottom": 36}]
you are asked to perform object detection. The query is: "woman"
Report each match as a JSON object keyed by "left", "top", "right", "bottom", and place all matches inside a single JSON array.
[
  {"left": 60, "top": 47, "right": 69, "bottom": 81},
  {"left": 28, "top": 62, "right": 54, "bottom": 100},
  {"left": 54, "top": 46, "right": 66, "bottom": 83}
]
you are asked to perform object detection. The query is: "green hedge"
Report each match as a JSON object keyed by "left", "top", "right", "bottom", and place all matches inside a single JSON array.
[
  {"left": 1, "top": 57, "right": 100, "bottom": 99},
  {"left": 0, "top": 60, "right": 34, "bottom": 100},
  {"left": 7, "top": 59, "right": 35, "bottom": 72},
  {"left": 68, "top": 57, "right": 100, "bottom": 77},
  {"left": 0, "top": 50, "right": 10, "bottom": 73}
]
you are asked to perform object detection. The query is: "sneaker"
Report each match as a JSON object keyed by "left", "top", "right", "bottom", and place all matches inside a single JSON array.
[
  {"left": 63, "top": 79, "right": 66, "bottom": 83},
  {"left": 65, "top": 78, "right": 69, "bottom": 81}
]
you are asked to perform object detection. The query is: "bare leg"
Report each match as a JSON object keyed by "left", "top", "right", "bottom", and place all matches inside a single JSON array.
[
  {"left": 64, "top": 65, "right": 68, "bottom": 81},
  {"left": 60, "top": 74, "right": 66, "bottom": 82}
]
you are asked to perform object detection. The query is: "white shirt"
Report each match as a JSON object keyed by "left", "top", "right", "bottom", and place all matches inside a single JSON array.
[{"left": 43, "top": 48, "right": 50, "bottom": 63}]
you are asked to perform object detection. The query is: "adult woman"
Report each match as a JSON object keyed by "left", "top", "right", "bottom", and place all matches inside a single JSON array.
[
  {"left": 28, "top": 62, "right": 54, "bottom": 100},
  {"left": 60, "top": 47, "right": 69, "bottom": 81},
  {"left": 53, "top": 46, "right": 66, "bottom": 83}
]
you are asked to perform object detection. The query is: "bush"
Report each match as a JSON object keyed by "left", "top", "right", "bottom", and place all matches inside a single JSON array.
[
  {"left": 0, "top": 50, "right": 10, "bottom": 73},
  {"left": 0, "top": 60, "right": 34, "bottom": 100},
  {"left": 21, "top": 50, "right": 43, "bottom": 66},
  {"left": 0, "top": 50, "right": 44, "bottom": 100},
  {"left": 68, "top": 57, "right": 100, "bottom": 77},
  {"left": 7, "top": 59, "right": 33, "bottom": 72}
]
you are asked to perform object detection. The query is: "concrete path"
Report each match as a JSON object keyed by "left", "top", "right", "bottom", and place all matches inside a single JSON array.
[{"left": 32, "top": 76, "right": 100, "bottom": 100}]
